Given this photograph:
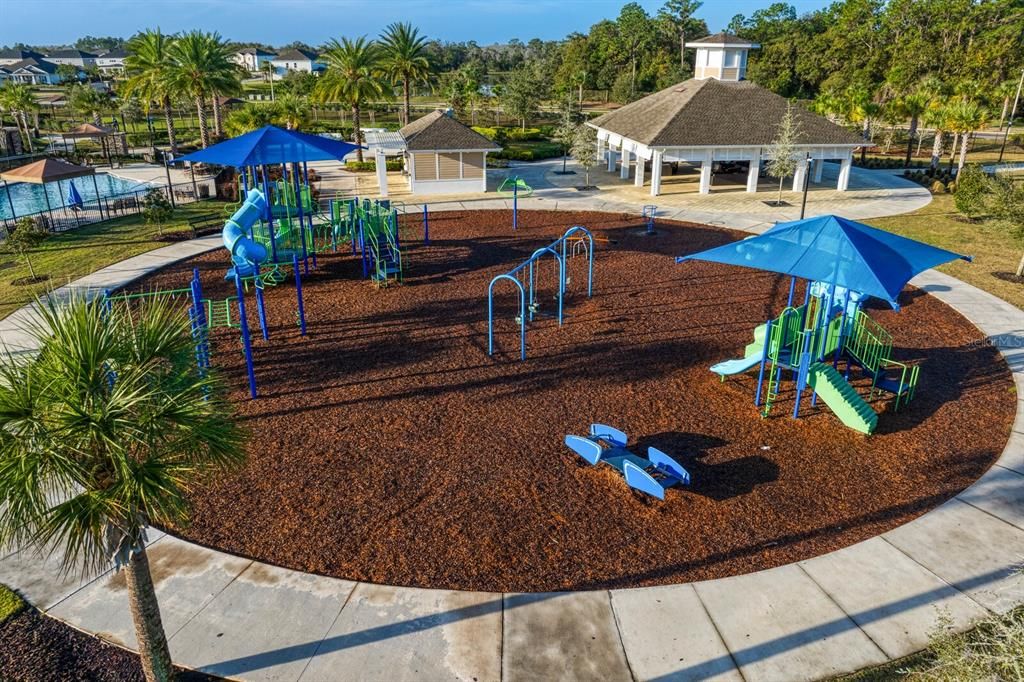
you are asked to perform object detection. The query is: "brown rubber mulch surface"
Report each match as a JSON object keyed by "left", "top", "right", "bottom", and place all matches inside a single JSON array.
[
  {"left": 0, "top": 606, "right": 217, "bottom": 681},
  {"left": 128, "top": 209, "right": 1014, "bottom": 593}
]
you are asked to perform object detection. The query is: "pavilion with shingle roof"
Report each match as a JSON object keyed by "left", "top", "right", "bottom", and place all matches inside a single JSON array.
[
  {"left": 587, "top": 34, "right": 864, "bottom": 196},
  {"left": 377, "top": 110, "right": 501, "bottom": 196}
]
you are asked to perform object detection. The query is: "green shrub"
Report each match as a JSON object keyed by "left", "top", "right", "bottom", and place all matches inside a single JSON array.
[
  {"left": 345, "top": 159, "right": 404, "bottom": 172},
  {"left": 472, "top": 126, "right": 546, "bottom": 142},
  {"left": 930, "top": 180, "right": 947, "bottom": 193},
  {"left": 0, "top": 585, "right": 25, "bottom": 624}
]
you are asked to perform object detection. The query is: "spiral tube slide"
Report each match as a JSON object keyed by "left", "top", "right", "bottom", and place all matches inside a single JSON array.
[{"left": 224, "top": 189, "right": 269, "bottom": 277}]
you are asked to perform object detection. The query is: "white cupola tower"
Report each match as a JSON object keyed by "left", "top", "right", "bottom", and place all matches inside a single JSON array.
[{"left": 685, "top": 33, "right": 759, "bottom": 82}]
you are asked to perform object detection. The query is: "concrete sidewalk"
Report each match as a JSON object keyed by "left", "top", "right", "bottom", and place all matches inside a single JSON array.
[{"left": 0, "top": 202, "right": 1022, "bottom": 682}]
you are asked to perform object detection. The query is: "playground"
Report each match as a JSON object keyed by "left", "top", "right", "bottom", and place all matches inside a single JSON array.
[{"left": 124, "top": 207, "right": 1015, "bottom": 593}]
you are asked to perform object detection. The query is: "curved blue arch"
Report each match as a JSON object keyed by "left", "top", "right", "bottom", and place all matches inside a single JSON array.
[
  {"left": 527, "top": 246, "right": 565, "bottom": 326},
  {"left": 488, "top": 274, "right": 527, "bottom": 361},
  {"left": 560, "top": 225, "right": 594, "bottom": 298}
]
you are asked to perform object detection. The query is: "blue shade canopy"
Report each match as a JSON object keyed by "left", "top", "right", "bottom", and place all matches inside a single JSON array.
[
  {"left": 65, "top": 180, "right": 83, "bottom": 208},
  {"left": 676, "top": 214, "right": 970, "bottom": 307},
  {"left": 171, "top": 125, "right": 363, "bottom": 167}
]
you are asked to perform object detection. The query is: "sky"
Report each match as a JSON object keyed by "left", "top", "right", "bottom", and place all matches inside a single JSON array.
[{"left": 0, "top": 0, "right": 831, "bottom": 48}]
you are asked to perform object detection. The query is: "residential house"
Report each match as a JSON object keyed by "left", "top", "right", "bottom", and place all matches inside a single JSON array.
[
  {"left": 96, "top": 48, "right": 128, "bottom": 74},
  {"left": 1, "top": 58, "right": 64, "bottom": 85},
  {"left": 232, "top": 47, "right": 276, "bottom": 73},
  {"left": 0, "top": 48, "right": 45, "bottom": 67},
  {"left": 43, "top": 49, "right": 98, "bottom": 69},
  {"left": 270, "top": 48, "right": 324, "bottom": 77}
]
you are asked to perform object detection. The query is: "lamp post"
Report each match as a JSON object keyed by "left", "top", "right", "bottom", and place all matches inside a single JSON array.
[
  {"left": 799, "top": 153, "right": 812, "bottom": 220},
  {"left": 997, "top": 68, "right": 1024, "bottom": 164}
]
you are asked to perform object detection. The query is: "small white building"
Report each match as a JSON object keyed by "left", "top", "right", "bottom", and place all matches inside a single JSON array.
[
  {"left": 588, "top": 32, "right": 864, "bottom": 197},
  {"left": 232, "top": 47, "right": 276, "bottom": 73},
  {"left": 96, "top": 48, "right": 128, "bottom": 74},
  {"left": 43, "top": 49, "right": 97, "bottom": 69},
  {"left": 270, "top": 48, "right": 324, "bottom": 77},
  {"left": 399, "top": 110, "right": 501, "bottom": 195}
]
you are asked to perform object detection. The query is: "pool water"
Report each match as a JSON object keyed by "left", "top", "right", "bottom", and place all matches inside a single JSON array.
[{"left": 0, "top": 173, "right": 152, "bottom": 219}]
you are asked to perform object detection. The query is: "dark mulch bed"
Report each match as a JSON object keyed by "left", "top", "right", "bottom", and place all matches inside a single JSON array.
[
  {"left": 0, "top": 606, "right": 217, "bottom": 681},
  {"left": 127, "top": 209, "right": 1014, "bottom": 593}
]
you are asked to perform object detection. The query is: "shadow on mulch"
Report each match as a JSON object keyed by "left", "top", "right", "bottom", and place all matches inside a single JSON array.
[{"left": 127, "top": 209, "right": 1015, "bottom": 593}]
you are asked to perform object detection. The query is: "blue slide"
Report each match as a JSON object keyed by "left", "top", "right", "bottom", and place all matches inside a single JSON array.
[
  {"left": 710, "top": 354, "right": 763, "bottom": 377},
  {"left": 224, "top": 188, "right": 269, "bottom": 280}
]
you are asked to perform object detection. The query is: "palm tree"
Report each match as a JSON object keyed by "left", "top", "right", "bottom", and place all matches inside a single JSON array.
[
  {"left": 898, "top": 90, "right": 930, "bottom": 166},
  {"left": 945, "top": 100, "right": 989, "bottom": 173},
  {"left": 166, "top": 31, "right": 240, "bottom": 148},
  {"left": 923, "top": 103, "right": 949, "bottom": 170},
  {"left": 124, "top": 29, "right": 180, "bottom": 154},
  {"left": 379, "top": 22, "right": 431, "bottom": 126},
  {"left": 273, "top": 94, "right": 309, "bottom": 130},
  {"left": 0, "top": 295, "right": 245, "bottom": 682},
  {"left": 224, "top": 103, "right": 276, "bottom": 137},
  {"left": 0, "top": 82, "right": 37, "bottom": 149},
  {"left": 844, "top": 84, "right": 880, "bottom": 163},
  {"left": 317, "top": 37, "right": 386, "bottom": 163},
  {"left": 67, "top": 83, "right": 108, "bottom": 127}
]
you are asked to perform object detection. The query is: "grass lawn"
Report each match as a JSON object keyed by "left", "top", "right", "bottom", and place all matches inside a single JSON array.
[
  {"left": 867, "top": 193, "right": 1024, "bottom": 310},
  {"left": 0, "top": 585, "right": 25, "bottom": 625},
  {"left": 0, "top": 200, "right": 224, "bottom": 318}
]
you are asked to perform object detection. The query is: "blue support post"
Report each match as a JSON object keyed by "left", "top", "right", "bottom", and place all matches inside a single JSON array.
[
  {"left": 233, "top": 272, "right": 258, "bottom": 399},
  {"left": 293, "top": 253, "right": 307, "bottom": 336},
  {"left": 423, "top": 204, "right": 429, "bottom": 244},
  {"left": 260, "top": 164, "right": 278, "bottom": 263},
  {"left": 792, "top": 331, "right": 813, "bottom": 419},
  {"left": 488, "top": 274, "right": 526, "bottom": 361},
  {"left": 252, "top": 264, "right": 270, "bottom": 341},
  {"left": 512, "top": 182, "right": 518, "bottom": 230},
  {"left": 391, "top": 210, "right": 400, "bottom": 250},
  {"left": 787, "top": 276, "right": 796, "bottom": 307},
  {"left": 350, "top": 200, "right": 358, "bottom": 256}
]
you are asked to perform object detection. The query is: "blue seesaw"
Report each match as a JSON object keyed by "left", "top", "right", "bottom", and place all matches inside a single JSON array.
[{"left": 564, "top": 424, "right": 691, "bottom": 500}]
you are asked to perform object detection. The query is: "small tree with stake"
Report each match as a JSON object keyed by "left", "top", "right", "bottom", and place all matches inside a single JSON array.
[
  {"left": 571, "top": 123, "right": 598, "bottom": 189},
  {"left": 3, "top": 217, "right": 50, "bottom": 282},
  {"left": 553, "top": 94, "right": 581, "bottom": 175},
  {"left": 765, "top": 102, "right": 800, "bottom": 206},
  {"left": 141, "top": 189, "right": 174, "bottom": 237}
]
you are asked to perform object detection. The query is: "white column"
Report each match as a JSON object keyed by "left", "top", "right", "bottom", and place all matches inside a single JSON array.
[
  {"left": 597, "top": 137, "right": 605, "bottom": 163},
  {"left": 746, "top": 159, "right": 760, "bottom": 192},
  {"left": 376, "top": 149, "right": 389, "bottom": 197},
  {"left": 607, "top": 147, "right": 617, "bottom": 172},
  {"left": 792, "top": 157, "right": 808, "bottom": 192},
  {"left": 481, "top": 153, "right": 489, "bottom": 192},
  {"left": 634, "top": 156, "right": 645, "bottom": 187},
  {"left": 698, "top": 153, "right": 713, "bottom": 194},
  {"left": 620, "top": 149, "right": 631, "bottom": 179},
  {"left": 837, "top": 154, "right": 852, "bottom": 191},
  {"left": 650, "top": 151, "right": 663, "bottom": 196},
  {"left": 813, "top": 158, "right": 824, "bottom": 183}
]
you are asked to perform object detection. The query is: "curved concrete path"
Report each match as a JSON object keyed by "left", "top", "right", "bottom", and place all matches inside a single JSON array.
[{"left": 1, "top": 193, "right": 1022, "bottom": 682}]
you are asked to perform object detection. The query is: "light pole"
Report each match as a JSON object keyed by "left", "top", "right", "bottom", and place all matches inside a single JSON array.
[
  {"left": 800, "top": 153, "right": 812, "bottom": 220},
  {"left": 997, "top": 68, "right": 1024, "bottom": 164}
]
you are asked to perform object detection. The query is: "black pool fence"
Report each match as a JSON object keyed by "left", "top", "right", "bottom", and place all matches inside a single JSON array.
[{"left": 0, "top": 177, "right": 217, "bottom": 236}]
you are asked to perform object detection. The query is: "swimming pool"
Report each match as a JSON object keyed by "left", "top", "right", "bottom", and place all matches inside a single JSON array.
[{"left": 0, "top": 173, "right": 153, "bottom": 219}]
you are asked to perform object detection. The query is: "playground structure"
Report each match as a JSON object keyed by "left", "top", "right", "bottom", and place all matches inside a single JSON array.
[
  {"left": 680, "top": 214, "right": 968, "bottom": 435},
  {"left": 713, "top": 283, "right": 919, "bottom": 434},
  {"left": 487, "top": 225, "right": 594, "bottom": 360},
  {"left": 564, "top": 424, "right": 691, "bottom": 501}
]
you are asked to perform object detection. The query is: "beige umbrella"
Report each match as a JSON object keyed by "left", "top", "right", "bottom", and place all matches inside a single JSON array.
[{"left": 0, "top": 157, "right": 102, "bottom": 220}]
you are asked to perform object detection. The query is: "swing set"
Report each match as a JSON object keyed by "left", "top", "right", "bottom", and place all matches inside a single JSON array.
[{"left": 487, "top": 225, "right": 595, "bottom": 361}]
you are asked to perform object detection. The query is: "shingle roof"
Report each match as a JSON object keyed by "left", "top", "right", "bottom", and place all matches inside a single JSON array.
[
  {"left": 237, "top": 47, "right": 275, "bottom": 56},
  {"left": 8, "top": 58, "right": 59, "bottom": 74},
  {"left": 0, "top": 48, "right": 44, "bottom": 60},
  {"left": 589, "top": 79, "right": 864, "bottom": 148},
  {"left": 98, "top": 48, "right": 128, "bottom": 59},
  {"left": 688, "top": 32, "right": 757, "bottom": 45},
  {"left": 273, "top": 48, "right": 317, "bottom": 61},
  {"left": 45, "top": 49, "right": 97, "bottom": 59},
  {"left": 399, "top": 110, "right": 502, "bottom": 151}
]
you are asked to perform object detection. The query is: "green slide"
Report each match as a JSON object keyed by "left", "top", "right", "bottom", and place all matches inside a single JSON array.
[{"left": 807, "top": 363, "right": 878, "bottom": 435}]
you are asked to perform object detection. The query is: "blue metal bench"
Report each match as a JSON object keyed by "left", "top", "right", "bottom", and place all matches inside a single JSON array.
[{"left": 565, "top": 425, "right": 691, "bottom": 501}]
